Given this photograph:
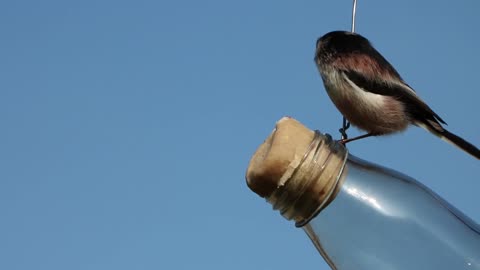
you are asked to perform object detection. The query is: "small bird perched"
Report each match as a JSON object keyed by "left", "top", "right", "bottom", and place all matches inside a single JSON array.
[{"left": 314, "top": 30, "right": 480, "bottom": 159}]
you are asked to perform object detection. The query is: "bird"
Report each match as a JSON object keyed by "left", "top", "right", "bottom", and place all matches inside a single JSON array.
[{"left": 314, "top": 30, "right": 480, "bottom": 159}]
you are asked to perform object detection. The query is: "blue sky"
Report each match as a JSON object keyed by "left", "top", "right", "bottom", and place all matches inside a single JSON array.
[{"left": 1, "top": 1, "right": 479, "bottom": 269}]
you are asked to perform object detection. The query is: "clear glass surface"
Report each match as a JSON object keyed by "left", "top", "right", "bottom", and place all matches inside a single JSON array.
[{"left": 304, "top": 155, "right": 480, "bottom": 270}]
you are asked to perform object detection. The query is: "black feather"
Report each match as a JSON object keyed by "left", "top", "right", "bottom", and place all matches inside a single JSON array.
[{"left": 342, "top": 69, "right": 447, "bottom": 125}]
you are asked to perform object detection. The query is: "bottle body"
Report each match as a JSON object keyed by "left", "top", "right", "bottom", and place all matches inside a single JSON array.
[{"left": 304, "top": 155, "right": 480, "bottom": 270}]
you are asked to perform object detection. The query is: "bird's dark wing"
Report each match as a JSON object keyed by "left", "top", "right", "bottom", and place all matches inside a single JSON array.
[{"left": 341, "top": 69, "right": 447, "bottom": 125}]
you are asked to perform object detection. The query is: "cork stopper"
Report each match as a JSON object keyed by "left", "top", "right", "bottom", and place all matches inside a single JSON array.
[{"left": 246, "top": 117, "right": 348, "bottom": 226}]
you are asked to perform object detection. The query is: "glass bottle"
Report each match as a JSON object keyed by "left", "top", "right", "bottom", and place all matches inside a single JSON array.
[{"left": 246, "top": 117, "right": 480, "bottom": 270}]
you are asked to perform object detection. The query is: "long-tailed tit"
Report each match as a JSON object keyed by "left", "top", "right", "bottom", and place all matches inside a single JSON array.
[{"left": 315, "top": 30, "right": 480, "bottom": 159}]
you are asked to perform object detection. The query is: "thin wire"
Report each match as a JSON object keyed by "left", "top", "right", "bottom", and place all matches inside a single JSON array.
[{"left": 351, "top": 0, "right": 358, "bottom": 33}]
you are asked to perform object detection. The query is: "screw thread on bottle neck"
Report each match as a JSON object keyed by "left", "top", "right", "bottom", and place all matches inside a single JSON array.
[{"left": 267, "top": 131, "right": 348, "bottom": 227}]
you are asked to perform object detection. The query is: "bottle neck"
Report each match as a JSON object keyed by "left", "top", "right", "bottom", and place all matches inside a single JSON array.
[{"left": 266, "top": 131, "right": 348, "bottom": 226}]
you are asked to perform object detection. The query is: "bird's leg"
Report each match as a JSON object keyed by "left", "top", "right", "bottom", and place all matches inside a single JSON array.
[
  {"left": 339, "top": 132, "right": 376, "bottom": 144},
  {"left": 339, "top": 117, "right": 351, "bottom": 140}
]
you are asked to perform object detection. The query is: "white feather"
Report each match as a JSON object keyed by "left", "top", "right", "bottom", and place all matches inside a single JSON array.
[{"left": 342, "top": 72, "right": 386, "bottom": 109}]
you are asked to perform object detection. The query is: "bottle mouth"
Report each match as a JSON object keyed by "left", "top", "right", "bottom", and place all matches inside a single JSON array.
[{"left": 267, "top": 131, "right": 349, "bottom": 227}]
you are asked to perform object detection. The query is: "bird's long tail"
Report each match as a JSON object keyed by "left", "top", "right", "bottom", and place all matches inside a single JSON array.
[{"left": 418, "top": 122, "right": 480, "bottom": 160}]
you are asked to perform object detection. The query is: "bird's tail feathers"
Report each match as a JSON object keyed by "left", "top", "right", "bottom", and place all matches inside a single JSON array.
[{"left": 417, "top": 121, "right": 480, "bottom": 160}]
